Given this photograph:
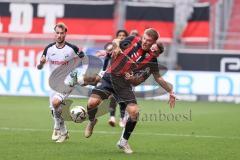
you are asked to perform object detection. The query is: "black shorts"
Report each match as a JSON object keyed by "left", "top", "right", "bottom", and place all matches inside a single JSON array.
[{"left": 92, "top": 73, "right": 137, "bottom": 105}]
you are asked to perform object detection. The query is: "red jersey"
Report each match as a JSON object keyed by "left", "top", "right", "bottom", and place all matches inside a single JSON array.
[{"left": 106, "top": 36, "right": 156, "bottom": 76}]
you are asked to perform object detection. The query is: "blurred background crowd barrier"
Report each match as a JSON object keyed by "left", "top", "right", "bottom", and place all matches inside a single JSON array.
[{"left": 0, "top": 0, "right": 239, "bottom": 103}]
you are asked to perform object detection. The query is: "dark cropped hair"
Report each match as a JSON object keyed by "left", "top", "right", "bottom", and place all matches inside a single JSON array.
[
  {"left": 116, "top": 29, "right": 129, "bottom": 37},
  {"left": 156, "top": 40, "right": 164, "bottom": 53}
]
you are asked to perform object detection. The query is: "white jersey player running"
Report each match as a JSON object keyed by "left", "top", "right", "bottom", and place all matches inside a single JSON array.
[{"left": 38, "top": 22, "right": 86, "bottom": 143}]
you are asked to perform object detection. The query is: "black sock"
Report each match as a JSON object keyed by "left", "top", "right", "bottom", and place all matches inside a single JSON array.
[
  {"left": 123, "top": 117, "right": 137, "bottom": 140},
  {"left": 119, "top": 103, "right": 126, "bottom": 118},
  {"left": 109, "top": 97, "right": 117, "bottom": 116},
  {"left": 51, "top": 109, "right": 54, "bottom": 118},
  {"left": 87, "top": 105, "right": 98, "bottom": 121}
]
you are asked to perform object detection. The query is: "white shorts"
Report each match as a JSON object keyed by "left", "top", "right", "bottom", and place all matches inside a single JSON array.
[{"left": 49, "top": 89, "right": 72, "bottom": 109}]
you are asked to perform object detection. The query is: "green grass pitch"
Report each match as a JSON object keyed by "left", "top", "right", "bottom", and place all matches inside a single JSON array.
[{"left": 0, "top": 96, "right": 239, "bottom": 160}]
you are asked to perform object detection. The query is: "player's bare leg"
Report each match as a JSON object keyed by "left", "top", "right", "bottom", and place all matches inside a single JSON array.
[
  {"left": 84, "top": 94, "right": 102, "bottom": 138},
  {"left": 117, "top": 103, "right": 139, "bottom": 154}
]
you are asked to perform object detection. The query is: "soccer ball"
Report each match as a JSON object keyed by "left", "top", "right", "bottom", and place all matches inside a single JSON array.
[{"left": 70, "top": 106, "right": 87, "bottom": 123}]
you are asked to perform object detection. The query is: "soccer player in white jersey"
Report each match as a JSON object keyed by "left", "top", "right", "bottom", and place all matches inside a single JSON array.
[{"left": 38, "top": 22, "right": 85, "bottom": 143}]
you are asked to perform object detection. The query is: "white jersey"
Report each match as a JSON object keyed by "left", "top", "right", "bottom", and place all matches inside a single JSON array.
[
  {"left": 43, "top": 42, "right": 84, "bottom": 73},
  {"left": 42, "top": 42, "right": 85, "bottom": 107}
]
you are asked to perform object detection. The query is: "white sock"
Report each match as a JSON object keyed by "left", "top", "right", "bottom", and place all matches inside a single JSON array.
[
  {"left": 120, "top": 129, "right": 128, "bottom": 143},
  {"left": 51, "top": 109, "right": 58, "bottom": 130},
  {"left": 54, "top": 117, "right": 61, "bottom": 130},
  {"left": 53, "top": 105, "right": 64, "bottom": 131},
  {"left": 57, "top": 104, "right": 67, "bottom": 135},
  {"left": 60, "top": 122, "right": 67, "bottom": 135},
  {"left": 50, "top": 109, "right": 60, "bottom": 130},
  {"left": 120, "top": 137, "right": 128, "bottom": 145}
]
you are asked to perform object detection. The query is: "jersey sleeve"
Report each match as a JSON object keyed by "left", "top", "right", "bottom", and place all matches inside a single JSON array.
[
  {"left": 42, "top": 42, "right": 55, "bottom": 60},
  {"left": 134, "top": 59, "right": 159, "bottom": 83},
  {"left": 76, "top": 50, "right": 85, "bottom": 58},
  {"left": 42, "top": 47, "right": 48, "bottom": 58},
  {"left": 102, "top": 53, "right": 111, "bottom": 71},
  {"left": 66, "top": 42, "right": 85, "bottom": 58},
  {"left": 149, "top": 58, "right": 160, "bottom": 73},
  {"left": 150, "top": 58, "right": 168, "bottom": 77}
]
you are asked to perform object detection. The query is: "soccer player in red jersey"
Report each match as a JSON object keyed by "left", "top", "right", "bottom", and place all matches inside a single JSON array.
[{"left": 83, "top": 28, "right": 176, "bottom": 154}]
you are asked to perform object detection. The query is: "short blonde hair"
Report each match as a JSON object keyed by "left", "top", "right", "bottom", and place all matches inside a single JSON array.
[
  {"left": 144, "top": 28, "right": 159, "bottom": 41},
  {"left": 54, "top": 22, "right": 68, "bottom": 32}
]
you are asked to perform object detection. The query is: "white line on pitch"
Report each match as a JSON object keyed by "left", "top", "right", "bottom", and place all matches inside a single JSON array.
[{"left": 1, "top": 127, "right": 240, "bottom": 140}]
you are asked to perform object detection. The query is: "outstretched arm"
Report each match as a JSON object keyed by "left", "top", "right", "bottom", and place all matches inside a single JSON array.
[
  {"left": 37, "top": 45, "right": 49, "bottom": 70},
  {"left": 153, "top": 72, "right": 176, "bottom": 108}
]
